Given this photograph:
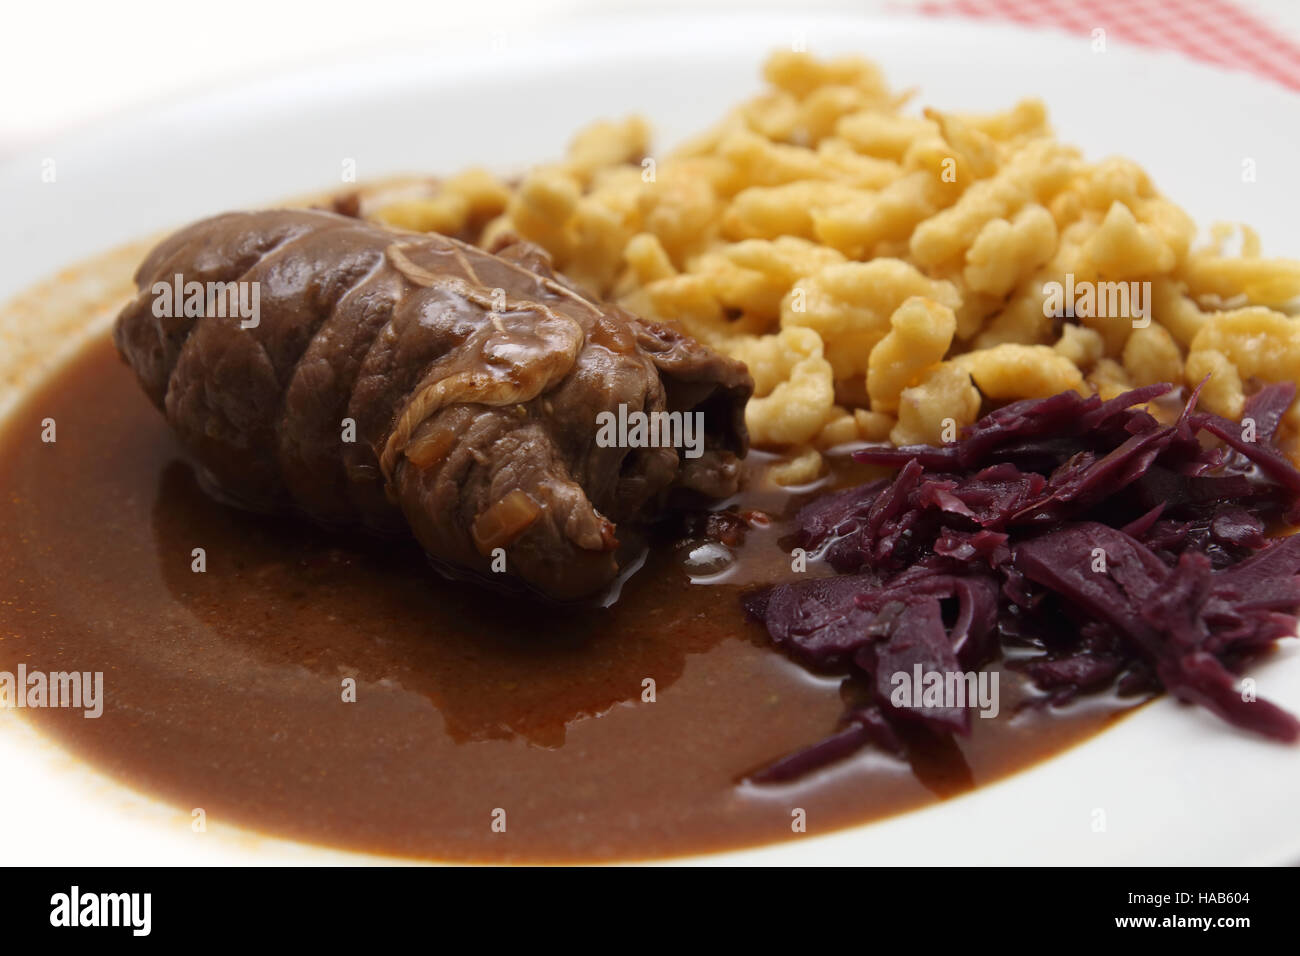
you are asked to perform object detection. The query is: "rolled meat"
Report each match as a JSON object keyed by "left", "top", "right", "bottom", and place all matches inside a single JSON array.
[{"left": 113, "top": 209, "right": 752, "bottom": 600}]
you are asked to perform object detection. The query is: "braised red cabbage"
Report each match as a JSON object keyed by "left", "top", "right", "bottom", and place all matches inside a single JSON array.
[{"left": 745, "top": 382, "right": 1300, "bottom": 782}]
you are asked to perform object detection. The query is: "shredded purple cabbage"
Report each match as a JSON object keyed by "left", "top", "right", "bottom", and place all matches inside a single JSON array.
[{"left": 745, "top": 381, "right": 1300, "bottom": 782}]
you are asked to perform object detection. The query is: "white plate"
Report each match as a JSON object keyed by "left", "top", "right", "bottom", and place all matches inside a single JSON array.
[{"left": 2, "top": 10, "right": 1299, "bottom": 865}]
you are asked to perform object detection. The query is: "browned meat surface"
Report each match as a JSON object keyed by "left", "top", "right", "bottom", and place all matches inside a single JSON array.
[{"left": 113, "top": 209, "right": 751, "bottom": 600}]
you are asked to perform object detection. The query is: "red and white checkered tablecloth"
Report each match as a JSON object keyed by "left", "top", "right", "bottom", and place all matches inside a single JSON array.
[{"left": 912, "top": 0, "right": 1300, "bottom": 91}]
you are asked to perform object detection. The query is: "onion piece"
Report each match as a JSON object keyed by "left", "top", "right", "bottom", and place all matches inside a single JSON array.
[
  {"left": 404, "top": 424, "right": 458, "bottom": 470},
  {"left": 472, "top": 490, "right": 542, "bottom": 554}
]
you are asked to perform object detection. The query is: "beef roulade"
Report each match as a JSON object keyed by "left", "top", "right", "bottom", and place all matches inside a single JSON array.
[{"left": 113, "top": 209, "right": 752, "bottom": 600}]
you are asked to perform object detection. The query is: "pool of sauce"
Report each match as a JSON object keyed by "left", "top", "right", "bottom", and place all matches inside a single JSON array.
[{"left": 0, "top": 337, "right": 1135, "bottom": 862}]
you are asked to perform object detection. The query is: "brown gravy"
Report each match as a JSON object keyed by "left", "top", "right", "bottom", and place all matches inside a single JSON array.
[{"left": 0, "top": 337, "right": 1136, "bottom": 862}]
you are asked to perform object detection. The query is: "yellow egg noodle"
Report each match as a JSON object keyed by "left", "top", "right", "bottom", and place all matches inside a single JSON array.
[{"left": 374, "top": 51, "right": 1300, "bottom": 484}]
